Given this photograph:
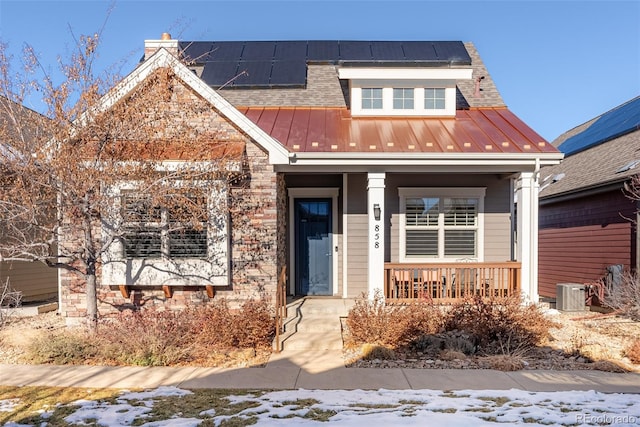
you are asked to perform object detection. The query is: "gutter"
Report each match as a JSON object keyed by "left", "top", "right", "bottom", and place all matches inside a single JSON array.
[{"left": 287, "top": 151, "right": 563, "bottom": 167}]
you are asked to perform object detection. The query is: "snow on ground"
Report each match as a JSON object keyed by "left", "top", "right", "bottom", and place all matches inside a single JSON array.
[{"left": 3, "top": 386, "right": 640, "bottom": 426}]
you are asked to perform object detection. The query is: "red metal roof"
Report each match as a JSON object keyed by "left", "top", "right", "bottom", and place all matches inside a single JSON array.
[{"left": 238, "top": 107, "right": 559, "bottom": 155}]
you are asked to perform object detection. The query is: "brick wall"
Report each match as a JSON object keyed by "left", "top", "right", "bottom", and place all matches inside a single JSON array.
[{"left": 59, "top": 70, "right": 280, "bottom": 325}]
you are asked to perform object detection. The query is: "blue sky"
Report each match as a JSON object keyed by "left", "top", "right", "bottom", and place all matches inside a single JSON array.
[{"left": 0, "top": 0, "right": 638, "bottom": 142}]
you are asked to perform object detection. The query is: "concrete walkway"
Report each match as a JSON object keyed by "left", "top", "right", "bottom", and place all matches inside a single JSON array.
[
  {"left": 1, "top": 363, "right": 639, "bottom": 393},
  {"left": 0, "top": 298, "right": 639, "bottom": 393}
]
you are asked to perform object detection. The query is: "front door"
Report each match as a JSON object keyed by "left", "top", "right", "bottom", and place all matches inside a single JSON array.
[{"left": 295, "top": 199, "right": 333, "bottom": 295}]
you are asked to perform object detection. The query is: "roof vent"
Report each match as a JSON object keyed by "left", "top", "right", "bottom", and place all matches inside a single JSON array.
[{"left": 552, "top": 173, "right": 565, "bottom": 183}]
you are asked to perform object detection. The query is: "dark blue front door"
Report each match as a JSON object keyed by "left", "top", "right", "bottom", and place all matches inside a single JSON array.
[{"left": 295, "top": 199, "right": 332, "bottom": 295}]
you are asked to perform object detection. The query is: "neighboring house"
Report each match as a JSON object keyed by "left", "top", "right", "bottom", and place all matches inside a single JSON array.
[
  {"left": 59, "top": 35, "right": 563, "bottom": 321},
  {"left": 538, "top": 96, "right": 640, "bottom": 298},
  {"left": 0, "top": 98, "right": 58, "bottom": 304}
]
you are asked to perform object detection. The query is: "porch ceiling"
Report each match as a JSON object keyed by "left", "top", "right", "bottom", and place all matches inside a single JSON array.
[{"left": 238, "top": 107, "right": 560, "bottom": 156}]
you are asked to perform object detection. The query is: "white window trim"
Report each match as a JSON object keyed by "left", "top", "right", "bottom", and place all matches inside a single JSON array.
[
  {"left": 350, "top": 82, "right": 457, "bottom": 117},
  {"left": 423, "top": 87, "right": 447, "bottom": 111},
  {"left": 361, "top": 87, "right": 384, "bottom": 110},
  {"left": 101, "top": 181, "right": 229, "bottom": 287},
  {"left": 288, "top": 188, "right": 339, "bottom": 296},
  {"left": 392, "top": 87, "right": 415, "bottom": 110},
  {"left": 398, "top": 187, "right": 485, "bottom": 263}
]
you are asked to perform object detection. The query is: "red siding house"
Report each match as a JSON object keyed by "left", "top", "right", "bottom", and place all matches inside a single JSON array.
[
  {"left": 58, "top": 35, "right": 563, "bottom": 322},
  {"left": 538, "top": 96, "right": 640, "bottom": 298}
]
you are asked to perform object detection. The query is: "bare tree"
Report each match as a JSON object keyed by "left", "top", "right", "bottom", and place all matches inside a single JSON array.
[{"left": 0, "top": 32, "right": 239, "bottom": 329}]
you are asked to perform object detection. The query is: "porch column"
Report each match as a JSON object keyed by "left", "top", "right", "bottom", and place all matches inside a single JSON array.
[
  {"left": 516, "top": 171, "right": 539, "bottom": 303},
  {"left": 367, "top": 172, "right": 385, "bottom": 298}
]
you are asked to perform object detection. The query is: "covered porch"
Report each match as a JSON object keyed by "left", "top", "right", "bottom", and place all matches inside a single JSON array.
[{"left": 384, "top": 262, "right": 521, "bottom": 303}]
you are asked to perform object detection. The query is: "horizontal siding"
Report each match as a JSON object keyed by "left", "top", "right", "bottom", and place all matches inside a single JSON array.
[
  {"left": 347, "top": 214, "right": 368, "bottom": 297},
  {"left": 386, "top": 174, "right": 511, "bottom": 263},
  {"left": 0, "top": 261, "right": 57, "bottom": 302},
  {"left": 540, "top": 191, "right": 635, "bottom": 228},
  {"left": 538, "top": 223, "right": 632, "bottom": 297},
  {"left": 346, "top": 174, "right": 368, "bottom": 297},
  {"left": 483, "top": 212, "right": 510, "bottom": 261}
]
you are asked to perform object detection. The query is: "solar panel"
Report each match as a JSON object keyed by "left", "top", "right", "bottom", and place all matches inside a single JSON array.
[
  {"left": 274, "top": 41, "right": 307, "bottom": 61},
  {"left": 338, "top": 41, "right": 372, "bottom": 61},
  {"left": 200, "top": 61, "right": 243, "bottom": 87},
  {"left": 307, "top": 41, "right": 340, "bottom": 62},
  {"left": 241, "top": 42, "right": 276, "bottom": 60},
  {"left": 432, "top": 41, "right": 472, "bottom": 64},
  {"left": 179, "top": 42, "right": 215, "bottom": 62},
  {"left": 235, "top": 60, "right": 273, "bottom": 87},
  {"left": 270, "top": 60, "right": 307, "bottom": 86},
  {"left": 185, "top": 40, "right": 472, "bottom": 88},
  {"left": 558, "top": 96, "right": 640, "bottom": 156},
  {"left": 400, "top": 42, "right": 439, "bottom": 61},
  {"left": 370, "top": 42, "right": 406, "bottom": 61},
  {"left": 209, "top": 42, "right": 245, "bottom": 61}
]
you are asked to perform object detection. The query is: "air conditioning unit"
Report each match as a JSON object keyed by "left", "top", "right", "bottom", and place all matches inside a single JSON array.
[{"left": 556, "top": 283, "right": 586, "bottom": 312}]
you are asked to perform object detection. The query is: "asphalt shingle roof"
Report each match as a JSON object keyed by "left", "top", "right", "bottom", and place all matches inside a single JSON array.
[{"left": 539, "top": 97, "right": 640, "bottom": 199}]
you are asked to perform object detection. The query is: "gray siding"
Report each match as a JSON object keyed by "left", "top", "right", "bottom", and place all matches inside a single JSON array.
[
  {"left": 346, "top": 174, "right": 368, "bottom": 297},
  {"left": 386, "top": 174, "right": 512, "bottom": 263},
  {"left": 0, "top": 261, "right": 57, "bottom": 303}
]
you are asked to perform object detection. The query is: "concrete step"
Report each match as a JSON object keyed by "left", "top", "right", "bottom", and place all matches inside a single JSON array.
[
  {"left": 290, "top": 316, "right": 343, "bottom": 333},
  {"left": 274, "top": 297, "right": 353, "bottom": 352},
  {"left": 281, "top": 331, "right": 344, "bottom": 351},
  {"left": 296, "top": 299, "right": 352, "bottom": 316}
]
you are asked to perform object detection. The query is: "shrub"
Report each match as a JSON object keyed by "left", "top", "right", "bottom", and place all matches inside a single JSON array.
[
  {"left": 591, "top": 360, "right": 629, "bottom": 373},
  {"left": 481, "top": 354, "right": 525, "bottom": 371},
  {"left": 346, "top": 291, "right": 442, "bottom": 348},
  {"left": 625, "top": 339, "right": 640, "bottom": 364},
  {"left": 193, "top": 298, "right": 275, "bottom": 357},
  {"left": 232, "top": 299, "right": 276, "bottom": 348},
  {"left": 0, "top": 278, "right": 22, "bottom": 330},
  {"left": 96, "top": 309, "right": 194, "bottom": 366},
  {"left": 411, "top": 331, "right": 476, "bottom": 356},
  {"left": 27, "top": 330, "right": 98, "bottom": 365},
  {"left": 24, "top": 298, "right": 275, "bottom": 367},
  {"left": 360, "top": 343, "right": 396, "bottom": 360},
  {"left": 444, "top": 295, "right": 558, "bottom": 356},
  {"left": 603, "top": 271, "right": 640, "bottom": 320}
]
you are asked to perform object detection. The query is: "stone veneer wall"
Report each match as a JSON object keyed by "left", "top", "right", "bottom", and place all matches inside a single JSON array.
[{"left": 59, "top": 71, "right": 280, "bottom": 324}]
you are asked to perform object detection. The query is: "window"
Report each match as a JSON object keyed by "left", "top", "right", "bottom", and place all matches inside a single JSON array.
[
  {"left": 400, "top": 188, "right": 485, "bottom": 261},
  {"left": 122, "top": 192, "right": 208, "bottom": 259},
  {"left": 424, "top": 88, "right": 446, "bottom": 110},
  {"left": 361, "top": 88, "right": 383, "bottom": 109},
  {"left": 393, "top": 88, "right": 414, "bottom": 109},
  {"left": 102, "top": 182, "right": 229, "bottom": 287}
]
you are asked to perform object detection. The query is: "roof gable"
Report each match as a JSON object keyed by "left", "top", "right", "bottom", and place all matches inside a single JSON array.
[{"left": 99, "top": 48, "right": 290, "bottom": 164}]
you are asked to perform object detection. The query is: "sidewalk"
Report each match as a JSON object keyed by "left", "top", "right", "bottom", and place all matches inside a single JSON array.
[{"left": 1, "top": 358, "right": 639, "bottom": 393}]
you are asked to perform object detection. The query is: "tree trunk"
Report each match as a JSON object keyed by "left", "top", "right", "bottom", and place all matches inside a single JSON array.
[
  {"left": 82, "top": 193, "right": 99, "bottom": 331},
  {"left": 86, "top": 267, "right": 98, "bottom": 331}
]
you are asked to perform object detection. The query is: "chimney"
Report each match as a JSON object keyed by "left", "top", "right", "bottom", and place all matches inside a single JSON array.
[{"left": 144, "top": 32, "right": 179, "bottom": 60}]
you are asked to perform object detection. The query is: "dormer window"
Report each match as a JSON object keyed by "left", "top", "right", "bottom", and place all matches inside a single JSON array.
[
  {"left": 393, "top": 88, "right": 415, "bottom": 110},
  {"left": 338, "top": 67, "right": 473, "bottom": 117},
  {"left": 425, "top": 88, "right": 446, "bottom": 110},
  {"left": 362, "top": 88, "right": 383, "bottom": 110}
]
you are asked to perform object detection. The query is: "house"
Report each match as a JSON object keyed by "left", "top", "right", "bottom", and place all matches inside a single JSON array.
[
  {"left": 0, "top": 97, "right": 58, "bottom": 304},
  {"left": 538, "top": 96, "right": 640, "bottom": 298},
  {"left": 58, "top": 35, "right": 563, "bottom": 321}
]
